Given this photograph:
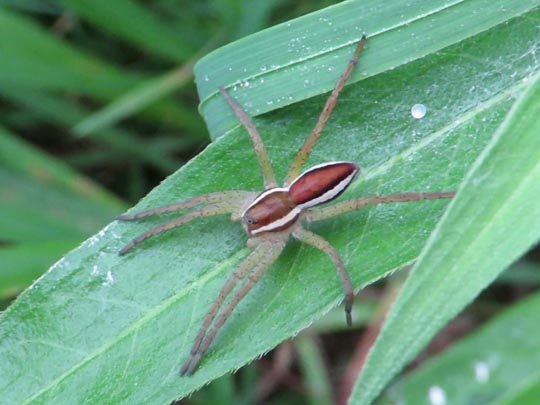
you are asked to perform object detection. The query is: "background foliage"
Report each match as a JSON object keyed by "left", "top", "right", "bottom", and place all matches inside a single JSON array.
[{"left": 1, "top": 0, "right": 539, "bottom": 404}]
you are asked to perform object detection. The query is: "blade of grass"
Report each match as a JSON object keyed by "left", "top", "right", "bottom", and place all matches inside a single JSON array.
[
  {"left": 0, "top": 8, "right": 194, "bottom": 130},
  {"left": 0, "top": 241, "right": 77, "bottom": 298},
  {"left": 0, "top": 7, "right": 140, "bottom": 97},
  {"left": 296, "top": 335, "right": 334, "bottom": 405},
  {"left": 380, "top": 294, "right": 540, "bottom": 404},
  {"left": 56, "top": 0, "right": 194, "bottom": 62},
  {"left": 0, "top": 168, "right": 116, "bottom": 242},
  {"left": 0, "top": 126, "right": 124, "bottom": 209},
  {"left": 0, "top": 0, "right": 58, "bottom": 14},
  {"left": 195, "top": 0, "right": 540, "bottom": 139},
  {"left": 349, "top": 71, "right": 540, "bottom": 404},
  {"left": 497, "top": 376, "right": 540, "bottom": 405},
  {"left": 496, "top": 259, "right": 540, "bottom": 286},
  {"left": 73, "top": 53, "right": 205, "bottom": 137},
  {"left": 0, "top": 89, "right": 183, "bottom": 173}
]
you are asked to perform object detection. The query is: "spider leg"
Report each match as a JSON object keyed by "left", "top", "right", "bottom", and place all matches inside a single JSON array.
[
  {"left": 119, "top": 203, "right": 237, "bottom": 255},
  {"left": 180, "top": 241, "right": 270, "bottom": 375},
  {"left": 305, "top": 191, "right": 456, "bottom": 223},
  {"left": 285, "top": 35, "right": 367, "bottom": 185},
  {"left": 180, "top": 239, "right": 286, "bottom": 376},
  {"left": 292, "top": 226, "right": 353, "bottom": 326},
  {"left": 117, "top": 191, "right": 255, "bottom": 221},
  {"left": 219, "top": 87, "right": 278, "bottom": 189}
]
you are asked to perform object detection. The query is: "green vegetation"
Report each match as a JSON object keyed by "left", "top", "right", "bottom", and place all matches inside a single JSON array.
[{"left": 1, "top": 1, "right": 539, "bottom": 404}]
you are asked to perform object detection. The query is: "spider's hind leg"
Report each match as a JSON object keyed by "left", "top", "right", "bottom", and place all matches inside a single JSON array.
[
  {"left": 180, "top": 239, "right": 286, "bottom": 376},
  {"left": 292, "top": 226, "right": 354, "bottom": 326}
]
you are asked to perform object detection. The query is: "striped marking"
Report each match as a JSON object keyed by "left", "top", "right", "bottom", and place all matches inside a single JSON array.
[
  {"left": 241, "top": 187, "right": 288, "bottom": 219},
  {"left": 242, "top": 161, "right": 358, "bottom": 236},
  {"left": 249, "top": 206, "right": 301, "bottom": 235}
]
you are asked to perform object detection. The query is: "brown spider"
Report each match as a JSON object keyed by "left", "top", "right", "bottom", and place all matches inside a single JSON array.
[{"left": 118, "top": 35, "right": 455, "bottom": 376}]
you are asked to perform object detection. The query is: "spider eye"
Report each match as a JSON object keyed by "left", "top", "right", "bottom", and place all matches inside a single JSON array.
[{"left": 246, "top": 217, "right": 258, "bottom": 225}]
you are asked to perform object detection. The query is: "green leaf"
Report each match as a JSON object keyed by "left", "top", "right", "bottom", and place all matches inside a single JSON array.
[
  {"left": 1, "top": 2, "right": 539, "bottom": 404},
  {"left": 0, "top": 126, "right": 124, "bottom": 210},
  {"left": 498, "top": 378, "right": 540, "bottom": 405},
  {"left": 380, "top": 294, "right": 540, "bottom": 404},
  {"left": 0, "top": 8, "right": 193, "bottom": 130},
  {"left": 195, "top": 0, "right": 540, "bottom": 139},
  {"left": 0, "top": 241, "right": 77, "bottom": 298},
  {"left": 55, "top": 0, "right": 193, "bottom": 62},
  {"left": 72, "top": 59, "right": 197, "bottom": 137},
  {"left": 496, "top": 259, "right": 540, "bottom": 286},
  {"left": 0, "top": 7, "right": 139, "bottom": 97},
  {"left": 0, "top": 88, "right": 185, "bottom": 173},
  {"left": 0, "top": 126, "right": 126, "bottom": 294},
  {"left": 349, "top": 67, "right": 540, "bottom": 404},
  {"left": 0, "top": 0, "right": 57, "bottom": 14},
  {"left": 296, "top": 335, "right": 334, "bottom": 405}
]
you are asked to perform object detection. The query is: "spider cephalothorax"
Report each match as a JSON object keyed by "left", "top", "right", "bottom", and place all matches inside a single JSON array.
[{"left": 118, "top": 35, "right": 455, "bottom": 376}]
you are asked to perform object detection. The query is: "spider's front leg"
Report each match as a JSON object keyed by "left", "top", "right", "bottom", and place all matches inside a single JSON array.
[
  {"left": 118, "top": 191, "right": 255, "bottom": 255},
  {"left": 220, "top": 88, "right": 278, "bottom": 190},
  {"left": 305, "top": 191, "right": 456, "bottom": 223},
  {"left": 285, "top": 35, "right": 367, "bottom": 184}
]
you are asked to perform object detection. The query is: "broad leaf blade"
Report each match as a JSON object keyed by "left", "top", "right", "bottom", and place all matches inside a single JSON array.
[
  {"left": 1, "top": 4, "right": 540, "bottom": 404},
  {"left": 350, "top": 70, "right": 540, "bottom": 404}
]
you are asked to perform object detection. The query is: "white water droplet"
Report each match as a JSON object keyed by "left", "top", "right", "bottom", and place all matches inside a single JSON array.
[
  {"left": 103, "top": 270, "right": 115, "bottom": 287},
  {"left": 411, "top": 103, "right": 427, "bottom": 119},
  {"left": 428, "top": 386, "right": 446, "bottom": 405},
  {"left": 474, "top": 361, "right": 490, "bottom": 383}
]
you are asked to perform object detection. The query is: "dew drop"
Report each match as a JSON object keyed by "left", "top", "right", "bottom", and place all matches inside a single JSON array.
[
  {"left": 473, "top": 361, "right": 490, "bottom": 383},
  {"left": 428, "top": 386, "right": 446, "bottom": 405},
  {"left": 411, "top": 103, "right": 427, "bottom": 119},
  {"left": 103, "top": 270, "right": 115, "bottom": 287}
]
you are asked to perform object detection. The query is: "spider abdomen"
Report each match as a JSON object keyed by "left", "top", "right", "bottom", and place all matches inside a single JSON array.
[
  {"left": 243, "top": 162, "right": 358, "bottom": 236},
  {"left": 289, "top": 161, "right": 359, "bottom": 208}
]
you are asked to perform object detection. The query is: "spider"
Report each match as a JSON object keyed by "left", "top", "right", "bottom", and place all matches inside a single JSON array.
[{"left": 118, "top": 35, "right": 455, "bottom": 376}]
